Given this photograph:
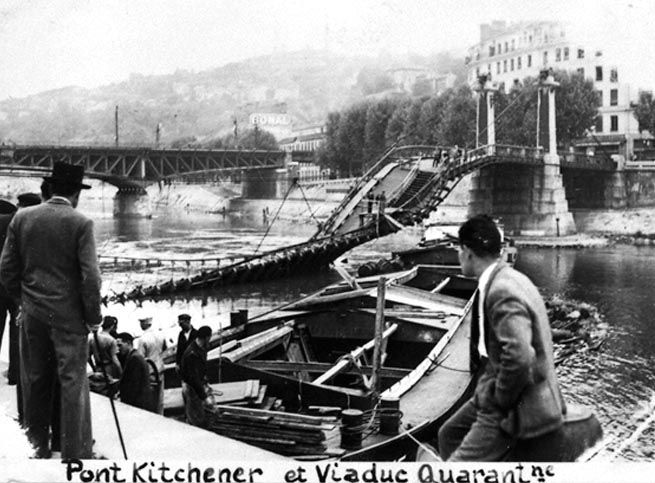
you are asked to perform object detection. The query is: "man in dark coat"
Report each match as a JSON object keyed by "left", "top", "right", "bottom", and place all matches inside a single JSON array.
[
  {"left": 175, "top": 313, "right": 197, "bottom": 370},
  {"left": 116, "top": 332, "right": 151, "bottom": 411},
  {"left": 0, "top": 199, "right": 17, "bottom": 383},
  {"left": 0, "top": 163, "right": 101, "bottom": 459},
  {"left": 180, "top": 325, "right": 214, "bottom": 427},
  {"left": 438, "top": 214, "right": 566, "bottom": 461}
]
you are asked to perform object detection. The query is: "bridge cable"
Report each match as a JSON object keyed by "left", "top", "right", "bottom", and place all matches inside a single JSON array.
[
  {"left": 296, "top": 182, "right": 322, "bottom": 227},
  {"left": 477, "top": 85, "right": 532, "bottom": 143},
  {"left": 253, "top": 178, "right": 297, "bottom": 254}
]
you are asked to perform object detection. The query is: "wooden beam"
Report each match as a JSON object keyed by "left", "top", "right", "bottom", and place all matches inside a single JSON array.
[
  {"left": 242, "top": 360, "right": 411, "bottom": 379},
  {"left": 313, "top": 323, "right": 398, "bottom": 385},
  {"left": 370, "top": 277, "right": 386, "bottom": 394}
]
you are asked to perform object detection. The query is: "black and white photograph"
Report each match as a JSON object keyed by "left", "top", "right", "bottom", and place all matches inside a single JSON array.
[{"left": 1, "top": 0, "right": 654, "bottom": 480}]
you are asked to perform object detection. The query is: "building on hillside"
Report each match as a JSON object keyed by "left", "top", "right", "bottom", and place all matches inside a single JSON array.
[
  {"left": 278, "top": 124, "right": 326, "bottom": 153},
  {"left": 465, "top": 20, "right": 641, "bottom": 156},
  {"left": 386, "top": 67, "right": 456, "bottom": 96}
]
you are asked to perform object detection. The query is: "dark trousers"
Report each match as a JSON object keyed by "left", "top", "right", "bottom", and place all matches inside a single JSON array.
[
  {"left": 24, "top": 314, "right": 92, "bottom": 459},
  {"left": 0, "top": 295, "right": 17, "bottom": 382},
  {"left": 182, "top": 382, "right": 206, "bottom": 427},
  {"left": 438, "top": 398, "right": 515, "bottom": 461}
]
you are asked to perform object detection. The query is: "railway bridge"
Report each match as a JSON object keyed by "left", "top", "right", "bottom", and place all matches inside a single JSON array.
[{"left": 0, "top": 145, "right": 286, "bottom": 216}]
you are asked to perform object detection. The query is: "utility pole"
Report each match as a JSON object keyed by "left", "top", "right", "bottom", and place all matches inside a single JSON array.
[
  {"left": 114, "top": 105, "right": 119, "bottom": 147},
  {"left": 155, "top": 123, "right": 161, "bottom": 147}
]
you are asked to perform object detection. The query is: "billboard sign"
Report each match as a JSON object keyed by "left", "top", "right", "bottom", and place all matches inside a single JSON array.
[{"left": 249, "top": 113, "right": 291, "bottom": 126}]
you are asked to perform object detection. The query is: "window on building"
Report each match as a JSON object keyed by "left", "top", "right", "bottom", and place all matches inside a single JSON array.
[
  {"left": 498, "top": 43, "right": 502, "bottom": 54},
  {"left": 610, "top": 68, "right": 618, "bottom": 82},
  {"left": 595, "top": 116, "right": 603, "bottom": 133},
  {"left": 596, "top": 66, "right": 603, "bottom": 81},
  {"left": 511, "top": 39, "right": 515, "bottom": 50},
  {"left": 488, "top": 64, "right": 491, "bottom": 73},
  {"left": 577, "top": 67, "right": 585, "bottom": 77},
  {"left": 543, "top": 51, "right": 548, "bottom": 65},
  {"left": 499, "top": 82, "right": 506, "bottom": 92},
  {"left": 610, "top": 89, "right": 618, "bottom": 106},
  {"left": 476, "top": 67, "right": 480, "bottom": 77},
  {"left": 513, "top": 79, "right": 520, "bottom": 88},
  {"left": 517, "top": 56, "right": 522, "bottom": 69},
  {"left": 504, "top": 41, "right": 508, "bottom": 52},
  {"left": 578, "top": 48, "right": 585, "bottom": 59},
  {"left": 510, "top": 58, "right": 514, "bottom": 71},
  {"left": 497, "top": 62, "right": 501, "bottom": 74},
  {"left": 555, "top": 48, "right": 561, "bottom": 62},
  {"left": 503, "top": 60, "right": 507, "bottom": 72},
  {"left": 476, "top": 52, "right": 480, "bottom": 60},
  {"left": 489, "top": 45, "right": 495, "bottom": 57},
  {"left": 529, "top": 34, "right": 533, "bottom": 43},
  {"left": 597, "top": 90, "right": 603, "bottom": 106},
  {"left": 610, "top": 115, "right": 619, "bottom": 132},
  {"left": 527, "top": 54, "right": 532, "bottom": 67},
  {"left": 564, "top": 47, "right": 569, "bottom": 61}
]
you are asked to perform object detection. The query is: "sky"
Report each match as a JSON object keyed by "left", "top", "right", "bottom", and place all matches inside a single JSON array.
[{"left": 1, "top": 0, "right": 654, "bottom": 99}]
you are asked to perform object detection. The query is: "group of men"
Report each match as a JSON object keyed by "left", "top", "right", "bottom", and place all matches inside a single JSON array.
[
  {"left": 0, "top": 161, "right": 570, "bottom": 462},
  {"left": 0, "top": 162, "right": 216, "bottom": 459}
]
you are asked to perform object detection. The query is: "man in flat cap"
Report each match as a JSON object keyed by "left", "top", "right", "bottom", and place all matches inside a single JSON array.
[
  {"left": 175, "top": 313, "right": 197, "bottom": 372},
  {"left": 0, "top": 162, "right": 101, "bottom": 459},
  {"left": 137, "top": 315, "right": 166, "bottom": 414}
]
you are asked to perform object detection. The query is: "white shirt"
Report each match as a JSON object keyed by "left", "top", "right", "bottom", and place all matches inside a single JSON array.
[
  {"left": 477, "top": 261, "right": 499, "bottom": 358},
  {"left": 138, "top": 327, "right": 167, "bottom": 371}
]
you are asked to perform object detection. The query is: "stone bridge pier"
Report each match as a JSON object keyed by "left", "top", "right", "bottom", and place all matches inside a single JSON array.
[
  {"left": 469, "top": 71, "right": 576, "bottom": 236},
  {"left": 113, "top": 186, "right": 152, "bottom": 218}
]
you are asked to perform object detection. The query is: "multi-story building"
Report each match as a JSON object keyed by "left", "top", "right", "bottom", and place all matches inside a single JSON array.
[{"left": 465, "top": 20, "right": 640, "bottom": 154}]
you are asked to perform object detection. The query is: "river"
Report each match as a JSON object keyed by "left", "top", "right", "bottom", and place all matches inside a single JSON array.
[{"left": 93, "top": 206, "right": 654, "bottom": 462}]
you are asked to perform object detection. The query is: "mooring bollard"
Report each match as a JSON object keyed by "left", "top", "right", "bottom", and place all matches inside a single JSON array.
[
  {"left": 379, "top": 396, "right": 402, "bottom": 436},
  {"left": 340, "top": 409, "right": 364, "bottom": 450}
]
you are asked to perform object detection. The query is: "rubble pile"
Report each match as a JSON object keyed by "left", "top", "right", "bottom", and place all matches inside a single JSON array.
[{"left": 545, "top": 295, "right": 608, "bottom": 365}]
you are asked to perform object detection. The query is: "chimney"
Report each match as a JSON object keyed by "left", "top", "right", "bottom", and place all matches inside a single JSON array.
[{"left": 480, "top": 23, "right": 491, "bottom": 42}]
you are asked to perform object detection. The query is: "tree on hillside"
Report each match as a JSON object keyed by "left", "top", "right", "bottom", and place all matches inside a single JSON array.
[
  {"left": 336, "top": 102, "right": 369, "bottom": 176},
  {"left": 495, "top": 71, "right": 599, "bottom": 147},
  {"left": 233, "top": 127, "right": 278, "bottom": 150},
  {"left": 555, "top": 70, "right": 600, "bottom": 144},
  {"left": 435, "top": 85, "right": 476, "bottom": 147},
  {"left": 317, "top": 112, "right": 343, "bottom": 171},
  {"left": 400, "top": 99, "right": 426, "bottom": 144},
  {"left": 384, "top": 98, "right": 412, "bottom": 145},
  {"left": 634, "top": 90, "right": 655, "bottom": 135},
  {"left": 363, "top": 98, "right": 406, "bottom": 163},
  {"left": 417, "top": 94, "right": 450, "bottom": 144}
]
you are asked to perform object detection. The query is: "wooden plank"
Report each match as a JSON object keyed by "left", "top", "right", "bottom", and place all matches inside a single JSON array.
[
  {"left": 89, "top": 393, "right": 284, "bottom": 460},
  {"left": 242, "top": 360, "right": 411, "bottom": 378},
  {"left": 313, "top": 323, "right": 398, "bottom": 385},
  {"left": 378, "top": 284, "right": 466, "bottom": 314},
  {"left": 222, "top": 323, "right": 294, "bottom": 363},
  {"left": 370, "top": 277, "right": 386, "bottom": 394},
  {"left": 164, "top": 380, "right": 260, "bottom": 411},
  {"left": 213, "top": 404, "right": 337, "bottom": 425}
]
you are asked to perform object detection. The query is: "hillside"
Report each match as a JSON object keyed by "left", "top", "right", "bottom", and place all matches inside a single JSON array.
[{"left": 0, "top": 49, "right": 465, "bottom": 147}]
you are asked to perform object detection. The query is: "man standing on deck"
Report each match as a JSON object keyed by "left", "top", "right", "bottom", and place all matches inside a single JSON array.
[
  {"left": 180, "top": 325, "right": 214, "bottom": 427},
  {"left": 437, "top": 214, "right": 566, "bottom": 461},
  {"left": 175, "top": 313, "right": 197, "bottom": 371},
  {"left": 137, "top": 316, "right": 166, "bottom": 414},
  {"left": 0, "top": 162, "right": 101, "bottom": 459}
]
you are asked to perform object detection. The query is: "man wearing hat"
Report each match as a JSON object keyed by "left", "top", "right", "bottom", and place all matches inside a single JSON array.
[
  {"left": 137, "top": 315, "right": 166, "bottom": 414},
  {"left": 0, "top": 162, "right": 101, "bottom": 459},
  {"left": 175, "top": 313, "right": 197, "bottom": 371}
]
